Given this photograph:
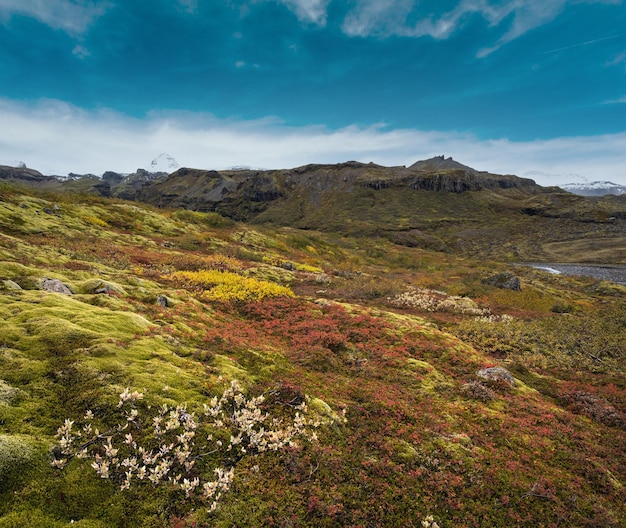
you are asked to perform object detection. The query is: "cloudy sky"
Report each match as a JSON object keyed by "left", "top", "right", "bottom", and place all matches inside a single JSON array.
[{"left": 0, "top": 0, "right": 625, "bottom": 185}]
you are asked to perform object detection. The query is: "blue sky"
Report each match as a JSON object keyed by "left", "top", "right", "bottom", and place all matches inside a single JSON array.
[{"left": 0, "top": 0, "right": 625, "bottom": 185}]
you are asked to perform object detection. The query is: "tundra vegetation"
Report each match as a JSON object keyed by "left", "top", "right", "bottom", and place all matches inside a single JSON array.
[{"left": 0, "top": 180, "right": 624, "bottom": 527}]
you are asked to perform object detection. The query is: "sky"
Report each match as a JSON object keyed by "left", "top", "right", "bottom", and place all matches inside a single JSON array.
[{"left": 0, "top": 0, "right": 625, "bottom": 185}]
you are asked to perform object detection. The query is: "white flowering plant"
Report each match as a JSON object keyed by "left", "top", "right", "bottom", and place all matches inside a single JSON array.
[{"left": 53, "top": 380, "right": 321, "bottom": 512}]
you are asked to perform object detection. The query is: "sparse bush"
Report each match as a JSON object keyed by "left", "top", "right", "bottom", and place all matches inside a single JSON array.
[
  {"left": 461, "top": 380, "right": 496, "bottom": 402},
  {"left": 53, "top": 381, "right": 321, "bottom": 513},
  {"left": 561, "top": 391, "right": 624, "bottom": 428}
]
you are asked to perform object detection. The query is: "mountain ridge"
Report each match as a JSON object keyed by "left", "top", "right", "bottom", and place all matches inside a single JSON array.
[{"left": 2, "top": 156, "right": 626, "bottom": 263}]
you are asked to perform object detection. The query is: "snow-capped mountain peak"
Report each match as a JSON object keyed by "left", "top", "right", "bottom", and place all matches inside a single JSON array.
[
  {"left": 560, "top": 181, "right": 626, "bottom": 197},
  {"left": 149, "top": 153, "right": 180, "bottom": 174}
]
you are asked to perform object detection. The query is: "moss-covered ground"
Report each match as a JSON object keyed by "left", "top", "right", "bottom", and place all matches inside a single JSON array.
[{"left": 0, "top": 182, "right": 624, "bottom": 527}]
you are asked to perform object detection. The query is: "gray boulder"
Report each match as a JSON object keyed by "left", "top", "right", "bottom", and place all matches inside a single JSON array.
[
  {"left": 477, "top": 366, "right": 516, "bottom": 386},
  {"left": 41, "top": 278, "right": 73, "bottom": 295},
  {"left": 157, "top": 294, "right": 172, "bottom": 308},
  {"left": 482, "top": 272, "right": 521, "bottom": 291}
]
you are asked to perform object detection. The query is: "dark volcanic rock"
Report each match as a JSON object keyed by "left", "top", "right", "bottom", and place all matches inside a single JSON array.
[
  {"left": 409, "top": 156, "right": 477, "bottom": 172},
  {"left": 102, "top": 171, "right": 124, "bottom": 185}
]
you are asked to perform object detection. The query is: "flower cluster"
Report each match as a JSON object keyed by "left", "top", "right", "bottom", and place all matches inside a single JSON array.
[
  {"left": 473, "top": 313, "right": 515, "bottom": 324},
  {"left": 421, "top": 515, "right": 441, "bottom": 528},
  {"left": 390, "top": 287, "right": 489, "bottom": 316},
  {"left": 53, "top": 380, "right": 320, "bottom": 512}
]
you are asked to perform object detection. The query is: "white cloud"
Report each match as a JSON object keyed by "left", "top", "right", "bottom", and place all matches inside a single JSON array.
[
  {"left": 177, "top": 0, "right": 198, "bottom": 14},
  {"left": 0, "top": 98, "right": 625, "bottom": 186},
  {"left": 72, "top": 44, "right": 91, "bottom": 59},
  {"left": 604, "top": 95, "right": 626, "bottom": 104},
  {"left": 607, "top": 50, "right": 626, "bottom": 68},
  {"left": 276, "top": 0, "right": 330, "bottom": 25},
  {"left": 341, "top": 0, "right": 619, "bottom": 57},
  {"left": 0, "top": 0, "right": 110, "bottom": 35},
  {"left": 342, "top": 0, "right": 551, "bottom": 40}
]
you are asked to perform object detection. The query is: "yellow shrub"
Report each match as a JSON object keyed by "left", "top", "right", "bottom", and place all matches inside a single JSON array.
[
  {"left": 201, "top": 254, "right": 243, "bottom": 271},
  {"left": 168, "top": 269, "right": 294, "bottom": 302},
  {"left": 79, "top": 214, "right": 109, "bottom": 227}
]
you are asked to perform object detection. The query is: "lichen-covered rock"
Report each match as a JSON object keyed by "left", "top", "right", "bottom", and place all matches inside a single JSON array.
[
  {"left": 481, "top": 271, "right": 521, "bottom": 291},
  {"left": 79, "top": 279, "right": 127, "bottom": 296},
  {"left": 0, "top": 380, "right": 23, "bottom": 404},
  {"left": 477, "top": 366, "right": 516, "bottom": 386},
  {"left": 1, "top": 280, "right": 22, "bottom": 291},
  {"left": 41, "top": 278, "right": 73, "bottom": 295}
]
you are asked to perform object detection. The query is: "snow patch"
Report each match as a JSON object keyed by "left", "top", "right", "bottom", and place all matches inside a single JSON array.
[{"left": 150, "top": 153, "right": 180, "bottom": 173}]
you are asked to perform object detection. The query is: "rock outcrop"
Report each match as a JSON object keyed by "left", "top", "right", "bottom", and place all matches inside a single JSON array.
[
  {"left": 477, "top": 366, "right": 516, "bottom": 386},
  {"left": 482, "top": 272, "right": 521, "bottom": 291}
]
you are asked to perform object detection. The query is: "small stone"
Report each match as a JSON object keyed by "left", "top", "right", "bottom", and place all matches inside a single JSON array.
[
  {"left": 157, "top": 294, "right": 172, "bottom": 308},
  {"left": 2, "top": 280, "right": 22, "bottom": 291}
]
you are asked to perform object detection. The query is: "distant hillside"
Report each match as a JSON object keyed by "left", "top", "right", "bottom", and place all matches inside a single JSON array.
[
  {"left": 2, "top": 157, "right": 626, "bottom": 263},
  {"left": 133, "top": 159, "right": 626, "bottom": 263},
  {"left": 0, "top": 165, "right": 62, "bottom": 189}
]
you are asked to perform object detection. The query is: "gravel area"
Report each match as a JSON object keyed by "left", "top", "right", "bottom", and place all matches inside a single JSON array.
[{"left": 524, "top": 263, "right": 626, "bottom": 285}]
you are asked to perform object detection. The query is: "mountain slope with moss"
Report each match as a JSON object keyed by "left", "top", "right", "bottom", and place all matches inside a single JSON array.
[
  {"left": 5, "top": 159, "right": 626, "bottom": 264},
  {"left": 0, "top": 181, "right": 624, "bottom": 527}
]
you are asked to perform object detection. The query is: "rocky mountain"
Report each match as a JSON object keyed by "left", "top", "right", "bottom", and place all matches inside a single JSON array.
[
  {"left": 409, "top": 155, "right": 477, "bottom": 172},
  {"left": 135, "top": 158, "right": 541, "bottom": 219},
  {"left": 0, "top": 164, "right": 62, "bottom": 188},
  {"left": 561, "top": 181, "right": 626, "bottom": 197}
]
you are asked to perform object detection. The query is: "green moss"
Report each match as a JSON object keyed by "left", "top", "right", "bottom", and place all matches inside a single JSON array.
[
  {"left": 0, "top": 435, "right": 38, "bottom": 493},
  {"left": 212, "top": 354, "right": 252, "bottom": 383},
  {"left": 171, "top": 208, "right": 234, "bottom": 228},
  {"left": 308, "top": 397, "right": 345, "bottom": 425},
  {"left": 405, "top": 358, "right": 436, "bottom": 373},
  {"left": 0, "top": 509, "right": 66, "bottom": 528},
  {"left": 0, "top": 261, "right": 41, "bottom": 279},
  {"left": 244, "top": 265, "right": 295, "bottom": 285},
  {"left": 389, "top": 439, "right": 420, "bottom": 463},
  {"left": 74, "top": 279, "right": 128, "bottom": 296}
]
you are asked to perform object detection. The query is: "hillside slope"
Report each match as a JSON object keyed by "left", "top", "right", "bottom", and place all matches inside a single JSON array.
[
  {"left": 136, "top": 161, "right": 626, "bottom": 264},
  {"left": 0, "top": 182, "right": 624, "bottom": 527},
  {"left": 4, "top": 159, "right": 626, "bottom": 264}
]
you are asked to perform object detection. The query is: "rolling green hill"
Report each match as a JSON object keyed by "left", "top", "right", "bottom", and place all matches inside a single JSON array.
[{"left": 0, "top": 169, "right": 624, "bottom": 527}]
